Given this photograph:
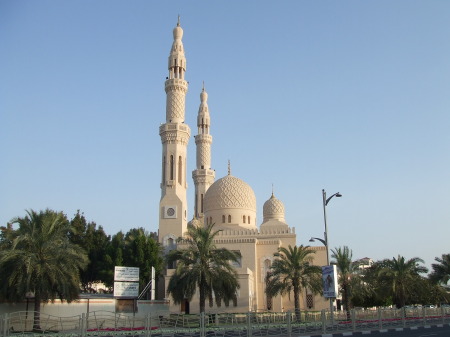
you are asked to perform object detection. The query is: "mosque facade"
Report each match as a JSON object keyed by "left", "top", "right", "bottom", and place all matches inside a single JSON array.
[{"left": 158, "top": 19, "right": 328, "bottom": 314}]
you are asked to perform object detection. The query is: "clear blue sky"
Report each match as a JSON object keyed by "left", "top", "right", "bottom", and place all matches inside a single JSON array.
[{"left": 1, "top": 1, "right": 449, "bottom": 271}]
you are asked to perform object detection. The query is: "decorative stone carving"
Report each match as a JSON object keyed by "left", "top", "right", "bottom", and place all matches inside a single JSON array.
[{"left": 204, "top": 175, "right": 256, "bottom": 211}]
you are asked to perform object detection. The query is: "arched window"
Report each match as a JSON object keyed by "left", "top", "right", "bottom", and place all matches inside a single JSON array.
[
  {"left": 163, "top": 156, "right": 166, "bottom": 183},
  {"left": 210, "top": 217, "right": 213, "bottom": 225},
  {"left": 170, "top": 155, "right": 174, "bottom": 180},
  {"left": 222, "top": 215, "right": 225, "bottom": 223},
  {"left": 228, "top": 215, "right": 231, "bottom": 223},
  {"left": 201, "top": 194, "right": 204, "bottom": 214},
  {"left": 248, "top": 216, "right": 251, "bottom": 224},
  {"left": 195, "top": 194, "right": 198, "bottom": 217},
  {"left": 243, "top": 215, "right": 246, "bottom": 223},
  {"left": 178, "top": 156, "right": 182, "bottom": 185},
  {"left": 167, "top": 238, "right": 176, "bottom": 269}
]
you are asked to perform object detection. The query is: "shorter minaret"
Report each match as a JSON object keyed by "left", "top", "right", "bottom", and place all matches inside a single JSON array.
[{"left": 192, "top": 83, "right": 215, "bottom": 219}]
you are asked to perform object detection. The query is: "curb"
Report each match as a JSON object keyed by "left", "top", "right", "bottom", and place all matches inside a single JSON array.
[{"left": 301, "top": 323, "right": 450, "bottom": 336}]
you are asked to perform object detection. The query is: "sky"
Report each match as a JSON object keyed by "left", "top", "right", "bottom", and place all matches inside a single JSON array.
[{"left": 1, "top": 1, "right": 449, "bottom": 272}]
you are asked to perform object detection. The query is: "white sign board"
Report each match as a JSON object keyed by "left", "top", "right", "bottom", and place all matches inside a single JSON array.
[
  {"left": 114, "top": 266, "right": 139, "bottom": 282},
  {"left": 322, "top": 265, "right": 338, "bottom": 298},
  {"left": 114, "top": 281, "right": 139, "bottom": 297}
]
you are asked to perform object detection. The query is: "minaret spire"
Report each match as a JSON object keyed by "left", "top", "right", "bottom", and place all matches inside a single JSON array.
[
  {"left": 159, "top": 19, "right": 191, "bottom": 246},
  {"left": 192, "top": 84, "right": 215, "bottom": 218}
]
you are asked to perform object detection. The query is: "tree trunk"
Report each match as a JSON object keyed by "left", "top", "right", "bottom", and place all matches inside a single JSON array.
[
  {"left": 343, "top": 283, "right": 351, "bottom": 320},
  {"left": 199, "top": 276, "right": 206, "bottom": 313}
]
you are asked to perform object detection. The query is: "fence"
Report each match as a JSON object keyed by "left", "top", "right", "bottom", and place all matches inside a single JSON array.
[{"left": 2, "top": 307, "right": 450, "bottom": 337}]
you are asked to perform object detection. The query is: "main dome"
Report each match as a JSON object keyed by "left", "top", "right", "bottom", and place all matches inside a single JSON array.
[{"left": 204, "top": 175, "right": 256, "bottom": 212}]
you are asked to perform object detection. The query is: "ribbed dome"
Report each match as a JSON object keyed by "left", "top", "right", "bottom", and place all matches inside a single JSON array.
[
  {"left": 188, "top": 216, "right": 201, "bottom": 228},
  {"left": 204, "top": 175, "right": 256, "bottom": 212},
  {"left": 263, "top": 193, "right": 285, "bottom": 222}
]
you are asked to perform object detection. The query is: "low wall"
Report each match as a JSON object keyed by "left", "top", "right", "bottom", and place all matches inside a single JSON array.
[{"left": 0, "top": 298, "right": 169, "bottom": 317}]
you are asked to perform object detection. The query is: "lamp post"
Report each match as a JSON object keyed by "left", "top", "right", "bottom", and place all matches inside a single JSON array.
[{"left": 309, "top": 189, "right": 341, "bottom": 324}]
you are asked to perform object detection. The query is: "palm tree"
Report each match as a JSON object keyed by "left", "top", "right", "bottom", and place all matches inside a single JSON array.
[
  {"left": 166, "top": 222, "right": 240, "bottom": 313},
  {"left": 265, "top": 245, "right": 322, "bottom": 319},
  {"left": 0, "top": 209, "right": 88, "bottom": 330},
  {"left": 378, "top": 255, "right": 428, "bottom": 308},
  {"left": 429, "top": 254, "right": 450, "bottom": 287},
  {"left": 331, "top": 246, "right": 357, "bottom": 319}
]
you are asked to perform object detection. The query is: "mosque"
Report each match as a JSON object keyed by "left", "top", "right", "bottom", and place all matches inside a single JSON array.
[{"left": 157, "top": 19, "right": 328, "bottom": 313}]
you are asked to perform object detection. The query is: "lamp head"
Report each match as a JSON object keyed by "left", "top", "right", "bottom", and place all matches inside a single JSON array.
[
  {"left": 309, "top": 237, "right": 315, "bottom": 242},
  {"left": 336, "top": 192, "right": 342, "bottom": 198}
]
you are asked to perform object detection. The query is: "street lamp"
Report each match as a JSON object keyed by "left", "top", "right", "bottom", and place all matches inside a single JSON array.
[
  {"left": 310, "top": 189, "right": 341, "bottom": 323},
  {"left": 309, "top": 189, "right": 341, "bottom": 265}
]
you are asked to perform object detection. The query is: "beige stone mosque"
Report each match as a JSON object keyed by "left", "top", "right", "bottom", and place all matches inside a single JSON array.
[{"left": 157, "top": 19, "right": 328, "bottom": 314}]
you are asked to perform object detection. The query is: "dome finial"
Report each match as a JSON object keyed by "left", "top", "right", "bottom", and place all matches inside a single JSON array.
[
  {"left": 228, "top": 160, "right": 231, "bottom": 175},
  {"left": 202, "top": 81, "right": 205, "bottom": 92},
  {"left": 272, "top": 183, "right": 274, "bottom": 197},
  {"left": 177, "top": 15, "right": 180, "bottom": 27}
]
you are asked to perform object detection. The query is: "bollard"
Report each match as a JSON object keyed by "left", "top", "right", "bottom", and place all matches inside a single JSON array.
[
  {"left": 441, "top": 305, "right": 445, "bottom": 325},
  {"left": 2, "top": 313, "right": 8, "bottom": 337},
  {"left": 321, "top": 310, "right": 326, "bottom": 334},
  {"left": 422, "top": 306, "right": 426, "bottom": 325},
  {"left": 351, "top": 309, "right": 356, "bottom": 332},
  {"left": 287, "top": 311, "right": 292, "bottom": 337},
  {"left": 401, "top": 307, "right": 406, "bottom": 328},
  {"left": 200, "top": 312, "right": 205, "bottom": 337},
  {"left": 145, "top": 313, "right": 150, "bottom": 337},
  {"left": 81, "top": 313, "right": 86, "bottom": 337},
  {"left": 377, "top": 307, "right": 382, "bottom": 329},
  {"left": 246, "top": 312, "right": 252, "bottom": 337}
]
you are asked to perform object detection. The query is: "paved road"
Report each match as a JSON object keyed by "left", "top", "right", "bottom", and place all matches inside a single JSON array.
[
  {"left": 99, "top": 323, "right": 450, "bottom": 337},
  {"left": 301, "top": 323, "right": 450, "bottom": 336}
]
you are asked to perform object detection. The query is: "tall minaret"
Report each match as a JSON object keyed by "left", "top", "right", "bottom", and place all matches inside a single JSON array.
[
  {"left": 159, "top": 18, "right": 190, "bottom": 246},
  {"left": 192, "top": 83, "right": 215, "bottom": 219}
]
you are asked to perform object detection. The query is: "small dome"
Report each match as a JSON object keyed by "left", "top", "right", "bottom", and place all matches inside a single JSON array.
[
  {"left": 173, "top": 21, "right": 183, "bottom": 40},
  {"left": 204, "top": 175, "right": 256, "bottom": 212},
  {"left": 188, "top": 216, "right": 201, "bottom": 228},
  {"left": 263, "top": 193, "right": 285, "bottom": 222},
  {"left": 200, "top": 88, "right": 208, "bottom": 103}
]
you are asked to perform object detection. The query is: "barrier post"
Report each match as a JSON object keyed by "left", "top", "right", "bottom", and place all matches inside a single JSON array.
[
  {"left": 81, "top": 313, "right": 86, "bottom": 337},
  {"left": 200, "top": 312, "right": 205, "bottom": 337},
  {"left": 287, "top": 311, "right": 292, "bottom": 337},
  {"left": 246, "top": 312, "right": 252, "bottom": 337},
  {"left": 321, "top": 310, "right": 326, "bottom": 334},
  {"left": 351, "top": 309, "right": 356, "bottom": 331},
  {"left": 377, "top": 307, "right": 382, "bottom": 329},
  {"left": 2, "top": 313, "right": 8, "bottom": 337}
]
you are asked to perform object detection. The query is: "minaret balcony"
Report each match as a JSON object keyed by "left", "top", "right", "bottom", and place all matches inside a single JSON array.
[
  {"left": 192, "top": 169, "right": 215, "bottom": 178},
  {"left": 165, "top": 78, "right": 188, "bottom": 92},
  {"left": 194, "top": 134, "right": 212, "bottom": 143},
  {"left": 159, "top": 123, "right": 190, "bottom": 133},
  {"left": 159, "top": 124, "right": 191, "bottom": 145}
]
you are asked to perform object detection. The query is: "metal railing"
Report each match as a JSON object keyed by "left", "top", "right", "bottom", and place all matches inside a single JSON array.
[{"left": 2, "top": 307, "right": 450, "bottom": 337}]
